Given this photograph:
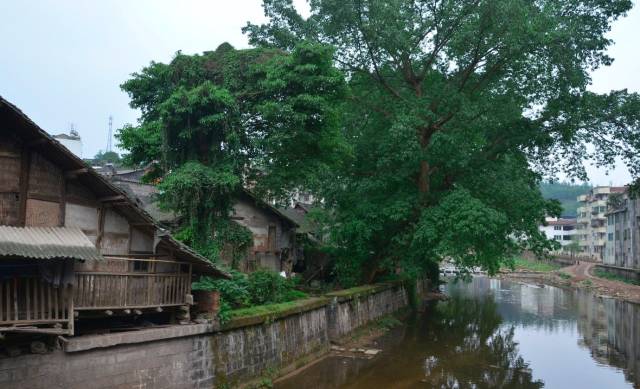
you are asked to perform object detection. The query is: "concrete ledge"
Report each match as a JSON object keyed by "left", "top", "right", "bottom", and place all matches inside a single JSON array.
[
  {"left": 64, "top": 323, "right": 217, "bottom": 353},
  {"left": 223, "top": 297, "right": 330, "bottom": 331},
  {"left": 325, "top": 281, "right": 403, "bottom": 303}
]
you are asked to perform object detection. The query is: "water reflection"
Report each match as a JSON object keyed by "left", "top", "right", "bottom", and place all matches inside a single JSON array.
[{"left": 276, "top": 278, "right": 639, "bottom": 388}]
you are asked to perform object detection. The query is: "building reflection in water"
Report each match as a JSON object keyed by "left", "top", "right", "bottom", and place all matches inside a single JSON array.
[
  {"left": 276, "top": 278, "right": 639, "bottom": 389},
  {"left": 576, "top": 289, "right": 640, "bottom": 384}
]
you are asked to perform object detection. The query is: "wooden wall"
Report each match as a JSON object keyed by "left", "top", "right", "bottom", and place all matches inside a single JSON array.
[
  {"left": 231, "top": 197, "right": 295, "bottom": 272},
  {"left": 0, "top": 135, "right": 154, "bottom": 263}
]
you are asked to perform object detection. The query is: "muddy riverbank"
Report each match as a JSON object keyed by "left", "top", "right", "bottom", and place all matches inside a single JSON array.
[{"left": 499, "top": 261, "right": 640, "bottom": 305}]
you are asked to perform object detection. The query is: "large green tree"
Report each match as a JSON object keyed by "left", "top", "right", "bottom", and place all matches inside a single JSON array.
[
  {"left": 117, "top": 42, "right": 346, "bottom": 254},
  {"left": 245, "top": 0, "right": 640, "bottom": 285}
]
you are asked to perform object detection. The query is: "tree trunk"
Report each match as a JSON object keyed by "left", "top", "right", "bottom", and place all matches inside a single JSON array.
[{"left": 418, "top": 127, "right": 432, "bottom": 203}]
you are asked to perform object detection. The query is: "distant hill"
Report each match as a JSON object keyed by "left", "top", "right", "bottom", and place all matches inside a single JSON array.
[{"left": 540, "top": 182, "right": 591, "bottom": 217}]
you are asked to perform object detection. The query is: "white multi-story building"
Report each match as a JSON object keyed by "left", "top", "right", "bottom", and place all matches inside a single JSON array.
[
  {"left": 53, "top": 129, "right": 82, "bottom": 158},
  {"left": 539, "top": 217, "right": 576, "bottom": 250},
  {"left": 576, "top": 186, "right": 626, "bottom": 260}
]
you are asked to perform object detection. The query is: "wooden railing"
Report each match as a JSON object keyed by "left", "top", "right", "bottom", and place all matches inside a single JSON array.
[
  {"left": 74, "top": 257, "right": 192, "bottom": 310},
  {"left": 0, "top": 277, "right": 74, "bottom": 335}
]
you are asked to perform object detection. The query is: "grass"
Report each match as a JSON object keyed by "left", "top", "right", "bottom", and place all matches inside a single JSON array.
[
  {"left": 229, "top": 298, "right": 326, "bottom": 320},
  {"left": 374, "top": 316, "right": 402, "bottom": 330},
  {"left": 593, "top": 269, "right": 640, "bottom": 286},
  {"left": 510, "top": 257, "right": 562, "bottom": 272},
  {"left": 557, "top": 272, "right": 571, "bottom": 280}
]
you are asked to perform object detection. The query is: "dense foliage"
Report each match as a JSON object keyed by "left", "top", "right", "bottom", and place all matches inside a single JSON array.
[
  {"left": 245, "top": 0, "right": 640, "bottom": 286},
  {"left": 117, "top": 42, "right": 346, "bottom": 258},
  {"left": 91, "top": 150, "right": 121, "bottom": 166},
  {"left": 193, "top": 270, "right": 307, "bottom": 323},
  {"left": 539, "top": 182, "right": 592, "bottom": 217},
  {"left": 119, "top": 0, "right": 640, "bottom": 288}
]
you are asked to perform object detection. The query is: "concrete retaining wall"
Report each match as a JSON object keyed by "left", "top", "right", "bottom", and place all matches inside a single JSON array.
[
  {"left": 0, "top": 281, "right": 420, "bottom": 388},
  {"left": 595, "top": 264, "right": 640, "bottom": 282},
  {"left": 326, "top": 283, "right": 408, "bottom": 340}
]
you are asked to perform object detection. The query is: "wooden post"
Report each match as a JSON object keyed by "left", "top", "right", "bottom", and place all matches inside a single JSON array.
[
  {"left": 59, "top": 178, "right": 66, "bottom": 226},
  {"left": 13, "top": 278, "right": 18, "bottom": 321},
  {"left": 25, "top": 278, "right": 30, "bottom": 321},
  {"left": 18, "top": 149, "right": 31, "bottom": 226},
  {"left": 68, "top": 285, "right": 74, "bottom": 336},
  {"left": 6, "top": 281, "right": 10, "bottom": 322},
  {"left": 96, "top": 205, "right": 106, "bottom": 251}
]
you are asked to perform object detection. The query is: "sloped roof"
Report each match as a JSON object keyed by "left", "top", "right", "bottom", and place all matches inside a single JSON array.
[
  {"left": 239, "top": 189, "right": 299, "bottom": 228},
  {"left": 547, "top": 218, "right": 577, "bottom": 226},
  {"left": 0, "top": 96, "right": 230, "bottom": 279},
  {"left": 0, "top": 226, "right": 102, "bottom": 261}
]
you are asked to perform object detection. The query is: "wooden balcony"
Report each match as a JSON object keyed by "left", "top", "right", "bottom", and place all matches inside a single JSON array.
[
  {"left": 74, "top": 256, "right": 192, "bottom": 311},
  {"left": 0, "top": 277, "right": 74, "bottom": 335}
]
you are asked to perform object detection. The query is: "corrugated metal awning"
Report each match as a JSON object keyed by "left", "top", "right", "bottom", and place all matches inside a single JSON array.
[{"left": 0, "top": 226, "right": 102, "bottom": 261}]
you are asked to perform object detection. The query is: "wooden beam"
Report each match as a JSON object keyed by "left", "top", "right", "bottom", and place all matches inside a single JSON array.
[
  {"left": 27, "top": 138, "right": 47, "bottom": 148},
  {"left": 98, "top": 195, "right": 125, "bottom": 202},
  {"left": 64, "top": 168, "right": 89, "bottom": 179},
  {"left": 96, "top": 204, "right": 105, "bottom": 250},
  {"left": 129, "top": 222, "right": 154, "bottom": 227}
]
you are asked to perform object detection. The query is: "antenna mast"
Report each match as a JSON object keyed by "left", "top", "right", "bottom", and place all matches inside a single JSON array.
[{"left": 106, "top": 115, "right": 113, "bottom": 152}]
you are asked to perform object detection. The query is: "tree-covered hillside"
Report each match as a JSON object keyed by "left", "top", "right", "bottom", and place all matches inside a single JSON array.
[{"left": 540, "top": 182, "right": 591, "bottom": 217}]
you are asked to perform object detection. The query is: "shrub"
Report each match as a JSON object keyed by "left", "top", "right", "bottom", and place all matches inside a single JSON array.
[
  {"left": 193, "top": 269, "right": 250, "bottom": 308},
  {"left": 247, "top": 270, "right": 287, "bottom": 305},
  {"left": 193, "top": 268, "right": 309, "bottom": 324}
]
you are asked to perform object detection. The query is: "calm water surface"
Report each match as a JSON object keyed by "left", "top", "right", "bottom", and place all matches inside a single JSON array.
[{"left": 277, "top": 277, "right": 640, "bottom": 389}]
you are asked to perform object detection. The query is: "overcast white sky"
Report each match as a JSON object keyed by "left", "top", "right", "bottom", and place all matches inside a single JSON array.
[{"left": 1, "top": 1, "right": 638, "bottom": 185}]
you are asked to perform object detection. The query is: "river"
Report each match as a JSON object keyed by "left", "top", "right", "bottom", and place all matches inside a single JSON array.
[{"left": 276, "top": 277, "right": 640, "bottom": 389}]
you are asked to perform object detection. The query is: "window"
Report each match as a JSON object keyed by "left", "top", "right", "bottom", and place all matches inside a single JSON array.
[
  {"left": 608, "top": 233, "right": 614, "bottom": 241},
  {"left": 563, "top": 235, "right": 572, "bottom": 241},
  {"left": 554, "top": 226, "right": 561, "bottom": 231},
  {"left": 615, "top": 230, "right": 620, "bottom": 240},
  {"left": 554, "top": 235, "right": 562, "bottom": 241},
  {"left": 608, "top": 216, "right": 613, "bottom": 225},
  {"left": 600, "top": 206, "right": 606, "bottom": 213}
]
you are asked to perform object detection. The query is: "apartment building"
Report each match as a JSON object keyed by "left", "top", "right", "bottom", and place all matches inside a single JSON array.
[
  {"left": 575, "top": 186, "right": 626, "bottom": 260},
  {"left": 539, "top": 217, "right": 576, "bottom": 250},
  {"left": 604, "top": 190, "right": 640, "bottom": 269}
]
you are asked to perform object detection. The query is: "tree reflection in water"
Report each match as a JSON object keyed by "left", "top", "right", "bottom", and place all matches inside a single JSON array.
[{"left": 419, "top": 293, "right": 544, "bottom": 388}]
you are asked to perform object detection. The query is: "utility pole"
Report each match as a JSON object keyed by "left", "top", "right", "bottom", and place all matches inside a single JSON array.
[{"left": 106, "top": 115, "right": 113, "bottom": 152}]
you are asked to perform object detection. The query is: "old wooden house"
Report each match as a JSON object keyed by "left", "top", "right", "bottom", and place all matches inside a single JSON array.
[
  {"left": 0, "top": 96, "right": 229, "bottom": 336},
  {"left": 231, "top": 190, "right": 298, "bottom": 273},
  {"left": 110, "top": 171, "right": 299, "bottom": 273}
]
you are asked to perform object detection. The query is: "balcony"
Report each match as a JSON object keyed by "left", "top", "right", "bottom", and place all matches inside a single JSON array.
[
  {"left": 74, "top": 257, "right": 192, "bottom": 311},
  {"left": 0, "top": 277, "right": 74, "bottom": 335}
]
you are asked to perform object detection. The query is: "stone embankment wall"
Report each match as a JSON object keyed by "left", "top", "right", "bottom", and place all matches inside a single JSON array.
[
  {"left": 0, "top": 280, "right": 423, "bottom": 389},
  {"left": 326, "top": 283, "right": 408, "bottom": 340},
  {"left": 595, "top": 263, "right": 640, "bottom": 282}
]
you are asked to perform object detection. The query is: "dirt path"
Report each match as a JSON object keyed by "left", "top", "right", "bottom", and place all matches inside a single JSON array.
[
  {"left": 502, "top": 262, "right": 640, "bottom": 304},
  {"left": 561, "top": 261, "right": 594, "bottom": 281},
  {"left": 558, "top": 262, "right": 640, "bottom": 302}
]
